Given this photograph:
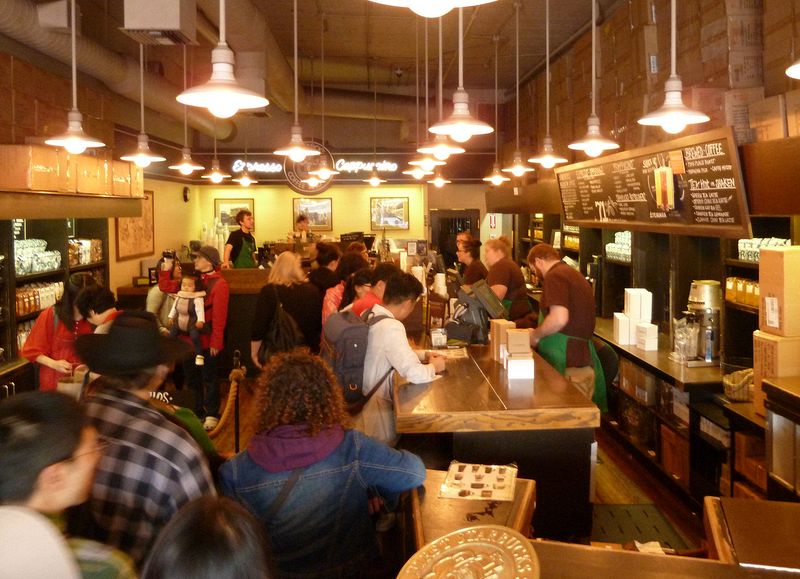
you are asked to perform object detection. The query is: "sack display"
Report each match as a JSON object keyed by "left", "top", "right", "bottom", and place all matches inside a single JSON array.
[{"left": 258, "top": 285, "right": 305, "bottom": 364}]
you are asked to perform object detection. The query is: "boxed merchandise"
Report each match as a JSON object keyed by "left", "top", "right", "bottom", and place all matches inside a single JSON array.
[
  {"left": 624, "top": 288, "right": 652, "bottom": 323},
  {"left": 748, "top": 95, "right": 788, "bottom": 142},
  {"left": 784, "top": 89, "right": 800, "bottom": 137},
  {"left": 0, "top": 145, "right": 70, "bottom": 192},
  {"left": 753, "top": 330, "right": 800, "bottom": 416},
  {"left": 507, "top": 352, "right": 535, "bottom": 379},
  {"left": 759, "top": 246, "right": 800, "bottom": 337},
  {"left": 613, "top": 312, "right": 632, "bottom": 345},
  {"left": 490, "top": 319, "right": 516, "bottom": 362},
  {"left": 505, "top": 328, "right": 531, "bottom": 355},
  {"left": 636, "top": 337, "right": 659, "bottom": 352}
]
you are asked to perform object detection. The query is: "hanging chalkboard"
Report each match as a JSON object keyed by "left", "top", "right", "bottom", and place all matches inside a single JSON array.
[{"left": 555, "top": 127, "right": 752, "bottom": 239}]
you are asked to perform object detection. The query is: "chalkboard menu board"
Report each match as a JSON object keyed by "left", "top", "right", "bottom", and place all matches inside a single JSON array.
[{"left": 555, "top": 127, "right": 752, "bottom": 238}]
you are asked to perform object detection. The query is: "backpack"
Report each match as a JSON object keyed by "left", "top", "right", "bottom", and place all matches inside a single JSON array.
[
  {"left": 323, "top": 307, "right": 391, "bottom": 415},
  {"left": 257, "top": 285, "right": 305, "bottom": 364}
]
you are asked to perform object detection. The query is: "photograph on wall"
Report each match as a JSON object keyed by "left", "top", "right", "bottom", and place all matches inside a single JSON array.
[
  {"left": 215, "top": 198, "right": 254, "bottom": 227},
  {"left": 293, "top": 197, "right": 333, "bottom": 231},
  {"left": 370, "top": 197, "right": 409, "bottom": 231},
  {"left": 116, "top": 190, "right": 154, "bottom": 261}
]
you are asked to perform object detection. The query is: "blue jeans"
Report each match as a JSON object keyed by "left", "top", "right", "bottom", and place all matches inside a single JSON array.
[{"left": 183, "top": 348, "right": 219, "bottom": 418}]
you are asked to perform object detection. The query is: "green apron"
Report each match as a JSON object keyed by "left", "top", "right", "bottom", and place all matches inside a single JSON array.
[
  {"left": 233, "top": 236, "right": 257, "bottom": 268},
  {"left": 536, "top": 313, "right": 607, "bottom": 412}
]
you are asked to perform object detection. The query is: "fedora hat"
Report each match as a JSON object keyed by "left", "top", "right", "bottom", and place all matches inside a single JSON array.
[{"left": 76, "top": 311, "right": 194, "bottom": 375}]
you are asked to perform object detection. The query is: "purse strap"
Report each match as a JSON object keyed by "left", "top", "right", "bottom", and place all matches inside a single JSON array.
[{"left": 263, "top": 468, "right": 303, "bottom": 521}]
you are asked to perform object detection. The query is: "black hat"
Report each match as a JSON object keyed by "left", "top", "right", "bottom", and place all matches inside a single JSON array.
[
  {"left": 191, "top": 245, "right": 221, "bottom": 267},
  {"left": 76, "top": 311, "right": 194, "bottom": 375}
]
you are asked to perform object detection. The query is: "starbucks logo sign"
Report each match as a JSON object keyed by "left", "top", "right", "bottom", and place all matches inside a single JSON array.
[{"left": 284, "top": 142, "right": 334, "bottom": 195}]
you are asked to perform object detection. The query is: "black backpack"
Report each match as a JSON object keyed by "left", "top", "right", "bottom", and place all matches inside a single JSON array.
[
  {"left": 257, "top": 285, "right": 305, "bottom": 364},
  {"left": 323, "top": 308, "right": 391, "bottom": 415}
]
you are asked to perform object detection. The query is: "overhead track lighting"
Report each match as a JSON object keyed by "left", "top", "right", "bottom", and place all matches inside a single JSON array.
[
  {"left": 170, "top": 46, "right": 204, "bottom": 175},
  {"left": 45, "top": 0, "right": 104, "bottom": 155},
  {"left": 637, "top": 0, "right": 709, "bottom": 134},
  {"left": 528, "top": 0, "right": 567, "bottom": 169},
  {"left": 502, "top": 2, "right": 533, "bottom": 177},
  {"left": 121, "top": 44, "right": 166, "bottom": 168},
  {"left": 569, "top": 0, "right": 619, "bottom": 158},
  {"left": 428, "top": 8, "right": 493, "bottom": 143},
  {"left": 367, "top": 0, "right": 497, "bottom": 19},
  {"left": 484, "top": 36, "right": 509, "bottom": 186}
]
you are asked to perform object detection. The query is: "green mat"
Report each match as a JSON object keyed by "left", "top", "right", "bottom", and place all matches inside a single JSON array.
[{"left": 592, "top": 504, "right": 689, "bottom": 550}]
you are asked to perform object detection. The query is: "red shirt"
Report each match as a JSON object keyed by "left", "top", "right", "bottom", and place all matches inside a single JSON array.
[
  {"left": 20, "top": 306, "right": 94, "bottom": 391},
  {"left": 351, "top": 291, "right": 382, "bottom": 317}
]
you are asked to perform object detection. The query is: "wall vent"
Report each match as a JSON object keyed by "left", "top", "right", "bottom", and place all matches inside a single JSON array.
[{"left": 121, "top": 0, "right": 196, "bottom": 45}]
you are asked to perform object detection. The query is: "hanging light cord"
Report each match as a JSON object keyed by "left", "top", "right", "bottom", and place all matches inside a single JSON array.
[
  {"left": 591, "top": 0, "right": 597, "bottom": 117},
  {"left": 438, "top": 17, "right": 443, "bottom": 121},
  {"left": 182, "top": 45, "right": 188, "bottom": 146},
  {"left": 293, "top": 0, "right": 299, "bottom": 124},
  {"left": 457, "top": 8, "right": 464, "bottom": 89},
  {"left": 493, "top": 35, "right": 499, "bottom": 162},
  {"left": 545, "top": 0, "right": 551, "bottom": 136},
  {"left": 424, "top": 20, "right": 429, "bottom": 131},
  {"left": 70, "top": 0, "right": 77, "bottom": 110},
  {"left": 372, "top": 64, "right": 377, "bottom": 160},
  {"left": 139, "top": 44, "right": 145, "bottom": 133},
  {"left": 514, "top": 1, "right": 520, "bottom": 147},
  {"left": 414, "top": 17, "right": 419, "bottom": 146},
  {"left": 670, "top": 0, "right": 677, "bottom": 77},
  {"left": 213, "top": 119, "right": 218, "bottom": 158},
  {"left": 219, "top": 0, "right": 226, "bottom": 45},
  {"left": 321, "top": 13, "right": 326, "bottom": 144}
]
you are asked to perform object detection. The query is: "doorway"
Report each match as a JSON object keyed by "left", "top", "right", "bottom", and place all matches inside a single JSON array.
[{"left": 429, "top": 209, "right": 480, "bottom": 270}]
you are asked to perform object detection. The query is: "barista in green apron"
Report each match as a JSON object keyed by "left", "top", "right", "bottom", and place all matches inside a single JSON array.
[
  {"left": 223, "top": 210, "right": 257, "bottom": 269},
  {"left": 526, "top": 244, "right": 607, "bottom": 412}
]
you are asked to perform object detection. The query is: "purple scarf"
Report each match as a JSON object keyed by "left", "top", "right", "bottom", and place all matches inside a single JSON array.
[{"left": 247, "top": 424, "right": 345, "bottom": 473}]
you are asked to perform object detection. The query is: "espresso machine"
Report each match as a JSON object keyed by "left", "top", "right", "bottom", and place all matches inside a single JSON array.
[{"left": 684, "top": 280, "right": 721, "bottom": 367}]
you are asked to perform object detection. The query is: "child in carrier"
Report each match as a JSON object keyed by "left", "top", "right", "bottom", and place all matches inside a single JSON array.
[{"left": 168, "top": 274, "right": 206, "bottom": 365}]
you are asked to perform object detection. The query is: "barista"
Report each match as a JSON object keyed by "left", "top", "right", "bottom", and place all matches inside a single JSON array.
[
  {"left": 289, "top": 214, "right": 318, "bottom": 243},
  {"left": 526, "top": 244, "right": 606, "bottom": 412}
]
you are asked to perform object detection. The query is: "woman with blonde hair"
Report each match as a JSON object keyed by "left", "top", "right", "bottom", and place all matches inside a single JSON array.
[
  {"left": 250, "top": 252, "right": 322, "bottom": 367},
  {"left": 484, "top": 236, "right": 531, "bottom": 320}
]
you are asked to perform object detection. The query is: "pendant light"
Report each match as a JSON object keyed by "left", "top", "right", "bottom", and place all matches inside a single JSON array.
[
  {"left": 276, "top": 0, "right": 320, "bottom": 162},
  {"left": 233, "top": 136, "right": 256, "bottom": 186},
  {"left": 786, "top": 60, "right": 800, "bottom": 79},
  {"left": 418, "top": 17, "right": 465, "bottom": 160},
  {"left": 428, "top": 171, "right": 451, "bottom": 188},
  {"left": 569, "top": 0, "right": 619, "bottom": 158},
  {"left": 528, "top": 0, "right": 568, "bottom": 169},
  {"left": 429, "top": 8, "right": 493, "bottom": 143},
  {"left": 363, "top": 67, "right": 386, "bottom": 187},
  {"left": 121, "top": 44, "right": 166, "bottom": 168},
  {"left": 45, "top": 0, "right": 104, "bottom": 154},
  {"left": 404, "top": 19, "right": 434, "bottom": 181},
  {"left": 484, "top": 36, "right": 510, "bottom": 186},
  {"left": 368, "top": 0, "right": 497, "bottom": 20},
  {"left": 201, "top": 128, "right": 231, "bottom": 184},
  {"left": 308, "top": 14, "right": 340, "bottom": 182},
  {"left": 177, "top": 0, "right": 268, "bottom": 118},
  {"left": 408, "top": 20, "right": 444, "bottom": 174},
  {"left": 169, "top": 46, "right": 204, "bottom": 175},
  {"left": 502, "top": 2, "right": 533, "bottom": 177},
  {"left": 637, "top": 0, "right": 709, "bottom": 134}
]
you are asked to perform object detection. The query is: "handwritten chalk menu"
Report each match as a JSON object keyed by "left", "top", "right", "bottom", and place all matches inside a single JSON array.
[{"left": 555, "top": 127, "right": 752, "bottom": 238}]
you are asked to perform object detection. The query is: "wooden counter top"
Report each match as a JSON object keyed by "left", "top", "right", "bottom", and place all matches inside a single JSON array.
[
  {"left": 394, "top": 346, "right": 600, "bottom": 434},
  {"left": 594, "top": 317, "right": 723, "bottom": 389},
  {"left": 410, "top": 469, "right": 535, "bottom": 549},
  {"left": 762, "top": 376, "right": 800, "bottom": 407}
]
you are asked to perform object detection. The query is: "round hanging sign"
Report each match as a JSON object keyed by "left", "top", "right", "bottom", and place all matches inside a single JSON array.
[{"left": 284, "top": 142, "right": 335, "bottom": 196}]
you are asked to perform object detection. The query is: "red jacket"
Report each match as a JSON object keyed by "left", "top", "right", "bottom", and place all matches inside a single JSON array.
[{"left": 159, "top": 268, "right": 229, "bottom": 351}]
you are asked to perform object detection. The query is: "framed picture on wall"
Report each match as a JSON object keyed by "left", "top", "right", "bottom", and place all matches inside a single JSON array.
[
  {"left": 293, "top": 197, "right": 332, "bottom": 231},
  {"left": 215, "top": 198, "right": 254, "bottom": 227},
  {"left": 116, "top": 190, "right": 155, "bottom": 261},
  {"left": 370, "top": 197, "right": 409, "bottom": 231}
]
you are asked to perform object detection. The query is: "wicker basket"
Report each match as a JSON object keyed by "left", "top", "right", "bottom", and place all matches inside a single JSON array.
[{"left": 723, "top": 368, "right": 754, "bottom": 402}]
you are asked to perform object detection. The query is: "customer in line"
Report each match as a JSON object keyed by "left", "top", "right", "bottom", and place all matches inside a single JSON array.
[
  {"left": 338, "top": 267, "right": 373, "bottom": 312},
  {"left": 350, "top": 262, "right": 400, "bottom": 317},
  {"left": 220, "top": 351, "right": 426, "bottom": 578},
  {"left": 526, "top": 243, "right": 606, "bottom": 411},
  {"left": 148, "top": 256, "right": 180, "bottom": 336},
  {"left": 360, "top": 272, "right": 446, "bottom": 446},
  {"left": 321, "top": 252, "right": 369, "bottom": 327},
  {"left": 74, "top": 311, "right": 216, "bottom": 566},
  {"left": 75, "top": 285, "right": 123, "bottom": 334},
  {"left": 250, "top": 251, "right": 322, "bottom": 367},
  {"left": 0, "top": 391, "right": 136, "bottom": 578},
  {"left": 21, "top": 272, "right": 97, "bottom": 391},
  {"left": 484, "top": 236, "right": 531, "bottom": 320},
  {"left": 308, "top": 242, "right": 342, "bottom": 298},
  {"left": 142, "top": 496, "right": 273, "bottom": 579},
  {"left": 457, "top": 240, "right": 488, "bottom": 286}
]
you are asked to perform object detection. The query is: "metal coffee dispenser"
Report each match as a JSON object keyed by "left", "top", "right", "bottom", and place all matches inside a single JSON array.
[{"left": 685, "top": 280, "right": 721, "bottom": 367}]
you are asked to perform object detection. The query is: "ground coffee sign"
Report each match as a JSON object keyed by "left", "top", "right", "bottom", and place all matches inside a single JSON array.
[{"left": 555, "top": 127, "right": 752, "bottom": 238}]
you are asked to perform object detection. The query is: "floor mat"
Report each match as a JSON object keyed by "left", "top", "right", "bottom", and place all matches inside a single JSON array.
[{"left": 592, "top": 504, "right": 689, "bottom": 550}]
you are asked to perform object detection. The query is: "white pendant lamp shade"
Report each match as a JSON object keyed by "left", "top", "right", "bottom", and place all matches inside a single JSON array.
[
  {"left": 429, "top": 87, "right": 493, "bottom": 143},
  {"left": 233, "top": 171, "right": 256, "bottom": 186},
  {"left": 45, "top": 0, "right": 104, "bottom": 154},
  {"left": 367, "top": 0, "right": 497, "bottom": 19},
  {"left": 409, "top": 155, "right": 445, "bottom": 172},
  {"left": 428, "top": 173, "right": 451, "bottom": 188},
  {"left": 403, "top": 166, "right": 433, "bottom": 180},
  {"left": 274, "top": 125, "right": 320, "bottom": 162},
  {"left": 46, "top": 110, "right": 105, "bottom": 155},
  {"left": 308, "top": 157, "right": 339, "bottom": 180},
  {"left": 169, "top": 147, "right": 205, "bottom": 175},
  {"left": 529, "top": 136, "right": 568, "bottom": 169},
  {"left": 201, "top": 158, "right": 231, "bottom": 184},
  {"left": 417, "top": 134, "right": 465, "bottom": 161},
  {"left": 363, "top": 170, "right": 386, "bottom": 187},
  {"left": 301, "top": 174, "right": 323, "bottom": 187},
  {"left": 121, "top": 133, "right": 166, "bottom": 168},
  {"left": 569, "top": 114, "right": 620, "bottom": 158},
  {"left": 503, "top": 150, "right": 534, "bottom": 177},
  {"left": 786, "top": 59, "right": 800, "bottom": 79},
  {"left": 483, "top": 162, "right": 510, "bottom": 186}
]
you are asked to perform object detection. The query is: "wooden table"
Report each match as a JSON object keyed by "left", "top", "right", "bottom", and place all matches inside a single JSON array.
[
  {"left": 394, "top": 346, "right": 599, "bottom": 542},
  {"left": 410, "top": 469, "right": 536, "bottom": 549}
]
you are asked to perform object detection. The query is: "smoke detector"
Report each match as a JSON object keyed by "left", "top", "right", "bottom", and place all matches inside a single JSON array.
[{"left": 121, "top": 0, "right": 196, "bottom": 45}]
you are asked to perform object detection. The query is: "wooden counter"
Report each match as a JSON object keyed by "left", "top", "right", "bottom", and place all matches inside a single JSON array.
[
  {"left": 394, "top": 346, "right": 599, "bottom": 542},
  {"left": 594, "top": 317, "right": 723, "bottom": 390},
  {"left": 410, "top": 469, "right": 535, "bottom": 549}
]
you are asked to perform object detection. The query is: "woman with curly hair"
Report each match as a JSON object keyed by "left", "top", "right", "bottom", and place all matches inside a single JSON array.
[{"left": 219, "top": 351, "right": 425, "bottom": 579}]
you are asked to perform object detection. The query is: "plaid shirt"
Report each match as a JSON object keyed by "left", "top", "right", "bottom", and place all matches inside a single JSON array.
[{"left": 82, "top": 388, "right": 216, "bottom": 566}]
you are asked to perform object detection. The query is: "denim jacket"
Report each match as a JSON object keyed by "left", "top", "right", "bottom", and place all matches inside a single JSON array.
[{"left": 219, "top": 427, "right": 425, "bottom": 579}]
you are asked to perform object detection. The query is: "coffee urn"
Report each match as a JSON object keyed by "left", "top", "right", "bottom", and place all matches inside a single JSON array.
[{"left": 686, "top": 280, "right": 721, "bottom": 365}]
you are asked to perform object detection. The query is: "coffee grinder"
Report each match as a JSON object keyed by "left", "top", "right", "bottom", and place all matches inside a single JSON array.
[{"left": 684, "top": 280, "right": 721, "bottom": 367}]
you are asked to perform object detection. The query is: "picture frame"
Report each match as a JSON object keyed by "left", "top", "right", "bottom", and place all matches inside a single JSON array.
[
  {"left": 370, "top": 197, "right": 409, "bottom": 231},
  {"left": 215, "top": 198, "right": 254, "bottom": 227},
  {"left": 147, "top": 267, "right": 158, "bottom": 285},
  {"left": 116, "top": 190, "right": 155, "bottom": 261},
  {"left": 292, "top": 197, "right": 333, "bottom": 231}
]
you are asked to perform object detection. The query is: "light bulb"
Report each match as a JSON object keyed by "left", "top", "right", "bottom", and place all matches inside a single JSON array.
[
  {"left": 208, "top": 101, "right": 239, "bottom": 119},
  {"left": 661, "top": 117, "right": 687, "bottom": 134},
  {"left": 540, "top": 158, "right": 556, "bottom": 169},
  {"left": 289, "top": 149, "right": 308, "bottom": 163},
  {"left": 178, "top": 164, "right": 195, "bottom": 176},
  {"left": 316, "top": 168, "right": 332, "bottom": 180},
  {"left": 238, "top": 176, "right": 253, "bottom": 187},
  {"left": 490, "top": 174, "right": 505, "bottom": 186},
  {"left": 368, "top": 176, "right": 382, "bottom": 187},
  {"left": 585, "top": 143, "right": 604, "bottom": 158},
  {"left": 433, "top": 148, "right": 451, "bottom": 161},
  {"left": 450, "top": 128, "right": 473, "bottom": 143},
  {"left": 419, "top": 158, "right": 437, "bottom": 172},
  {"left": 210, "top": 172, "right": 224, "bottom": 184},
  {"left": 133, "top": 156, "right": 152, "bottom": 168},
  {"left": 511, "top": 165, "right": 527, "bottom": 178},
  {"left": 64, "top": 140, "right": 87, "bottom": 155},
  {"left": 409, "top": 168, "right": 425, "bottom": 180},
  {"left": 409, "top": 0, "right": 455, "bottom": 18}
]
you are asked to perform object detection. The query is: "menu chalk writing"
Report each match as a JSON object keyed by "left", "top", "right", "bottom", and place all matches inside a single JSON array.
[{"left": 555, "top": 128, "right": 751, "bottom": 238}]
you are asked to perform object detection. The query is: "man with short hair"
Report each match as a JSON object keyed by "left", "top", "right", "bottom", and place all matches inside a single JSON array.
[
  {"left": 351, "top": 262, "right": 401, "bottom": 317},
  {"left": 222, "top": 209, "right": 256, "bottom": 269},
  {"left": 308, "top": 242, "right": 341, "bottom": 298},
  {"left": 0, "top": 391, "right": 136, "bottom": 577},
  {"left": 359, "top": 272, "right": 446, "bottom": 446},
  {"left": 74, "top": 311, "right": 216, "bottom": 566},
  {"left": 75, "top": 286, "right": 122, "bottom": 334},
  {"left": 526, "top": 243, "right": 606, "bottom": 411}
]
